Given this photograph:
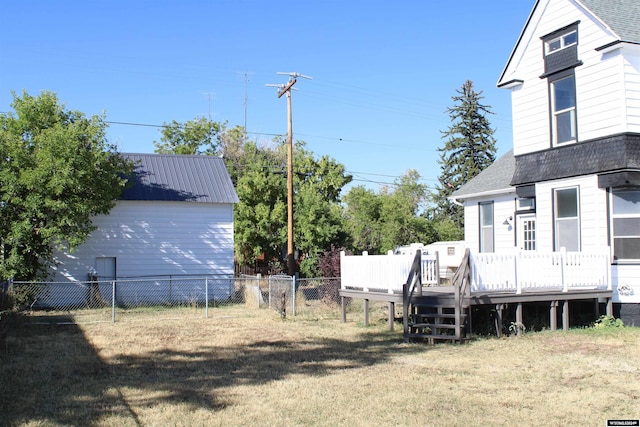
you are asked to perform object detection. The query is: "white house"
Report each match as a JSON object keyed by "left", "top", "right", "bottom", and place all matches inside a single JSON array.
[
  {"left": 451, "top": 0, "right": 640, "bottom": 326},
  {"left": 52, "top": 153, "right": 239, "bottom": 282}
]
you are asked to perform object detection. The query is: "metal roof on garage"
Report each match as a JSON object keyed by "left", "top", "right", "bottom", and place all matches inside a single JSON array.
[{"left": 120, "top": 153, "right": 239, "bottom": 204}]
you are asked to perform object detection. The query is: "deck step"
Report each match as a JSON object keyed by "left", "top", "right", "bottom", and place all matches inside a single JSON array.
[
  {"left": 405, "top": 333, "right": 467, "bottom": 341},
  {"left": 413, "top": 303, "right": 470, "bottom": 308},
  {"left": 410, "top": 322, "right": 457, "bottom": 329},
  {"left": 412, "top": 313, "right": 467, "bottom": 319}
]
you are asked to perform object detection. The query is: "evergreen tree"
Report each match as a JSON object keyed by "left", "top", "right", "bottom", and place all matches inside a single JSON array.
[{"left": 432, "top": 80, "right": 497, "bottom": 229}]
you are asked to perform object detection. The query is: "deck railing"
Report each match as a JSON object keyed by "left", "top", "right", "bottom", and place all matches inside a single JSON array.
[
  {"left": 340, "top": 250, "right": 439, "bottom": 293},
  {"left": 470, "top": 247, "right": 612, "bottom": 293}
]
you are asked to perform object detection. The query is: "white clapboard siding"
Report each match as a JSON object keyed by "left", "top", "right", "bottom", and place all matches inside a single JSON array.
[
  {"left": 52, "top": 200, "right": 235, "bottom": 281},
  {"left": 505, "top": 0, "right": 638, "bottom": 155},
  {"left": 612, "top": 264, "right": 640, "bottom": 303},
  {"left": 534, "top": 176, "right": 607, "bottom": 252}
]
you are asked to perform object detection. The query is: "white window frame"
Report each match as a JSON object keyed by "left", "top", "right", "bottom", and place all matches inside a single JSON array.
[
  {"left": 517, "top": 198, "right": 535, "bottom": 211},
  {"left": 550, "top": 74, "right": 577, "bottom": 146},
  {"left": 479, "top": 202, "right": 494, "bottom": 253},
  {"left": 554, "top": 186, "right": 580, "bottom": 251},
  {"left": 545, "top": 30, "right": 577, "bottom": 55},
  {"left": 610, "top": 188, "right": 640, "bottom": 262}
]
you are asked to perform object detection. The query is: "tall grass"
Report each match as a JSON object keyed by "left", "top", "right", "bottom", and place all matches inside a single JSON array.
[{"left": 1, "top": 306, "right": 639, "bottom": 426}]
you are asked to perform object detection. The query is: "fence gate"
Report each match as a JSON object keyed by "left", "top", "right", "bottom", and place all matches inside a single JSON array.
[{"left": 268, "top": 275, "right": 295, "bottom": 316}]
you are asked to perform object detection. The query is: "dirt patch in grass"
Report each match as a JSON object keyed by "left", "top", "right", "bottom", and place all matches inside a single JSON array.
[{"left": 1, "top": 307, "right": 639, "bottom": 426}]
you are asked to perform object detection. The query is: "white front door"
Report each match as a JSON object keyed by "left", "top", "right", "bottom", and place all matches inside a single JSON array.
[{"left": 517, "top": 214, "right": 536, "bottom": 251}]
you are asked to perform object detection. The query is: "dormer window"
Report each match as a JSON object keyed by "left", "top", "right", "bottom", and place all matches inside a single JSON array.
[
  {"left": 545, "top": 30, "right": 577, "bottom": 55},
  {"left": 540, "top": 22, "right": 581, "bottom": 77}
]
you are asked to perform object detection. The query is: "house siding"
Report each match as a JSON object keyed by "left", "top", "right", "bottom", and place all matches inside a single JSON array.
[
  {"left": 508, "top": 0, "right": 637, "bottom": 156},
  {"left": 463, "top": 194, "right": 516, "bottom": 252},
  {"left": 625, "top": 49, "right": 640, "bottom": 133},
  {"left": 534, "top": 175, "right": 607, "bottom": 251},
  {"left": 612, "top": 264, "right": 640, "bottom": 305},
  {"left": 52, "top": 200, "right": 235, "bottom": 281}
]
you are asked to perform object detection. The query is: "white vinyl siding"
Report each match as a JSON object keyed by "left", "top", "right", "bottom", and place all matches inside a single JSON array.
[
  {"left": 612, "top": 264, "right": 640, "bottom": 303},
  {"left": 624, "top": 50, "right": 640, "bottom": 133},
  {"left": 502, "top": 0, "right": 637, "bottom": 155},
  {"left": 463, "top": 194, "right": 516, "bottom": 253},
  {"left": 535, "top": 176, "right": 607, "bottom": 252},
  {"left": 52, "top": 200, "right": 235, "bottom": 281}
]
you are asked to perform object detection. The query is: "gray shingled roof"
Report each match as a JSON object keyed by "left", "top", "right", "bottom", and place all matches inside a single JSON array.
[
  {"left": 450, "top": 150, "right": 515, "bottom": 200},
  {"left": 120, "top": 153, "right": 239, "bottom": 204},
  {"left": 580, "top": 0, "right": 640, "bottom": 44}
]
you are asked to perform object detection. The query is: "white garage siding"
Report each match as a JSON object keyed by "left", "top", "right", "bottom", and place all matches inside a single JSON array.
[{"left": 52, "top": 200, "right": 235, "bottom": 281}]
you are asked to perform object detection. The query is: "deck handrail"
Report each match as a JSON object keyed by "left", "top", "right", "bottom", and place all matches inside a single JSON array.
[
  {"left": 469, "top": 247, "right": 611, "bottom": 293},
  {"left": 451, "top": 248, "right": 471, "bottom": 341},
  {"left": 402, "top": 251, "right": 423, "bottom": 339}
]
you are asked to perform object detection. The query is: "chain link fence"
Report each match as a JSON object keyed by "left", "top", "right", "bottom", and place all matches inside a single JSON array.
[{"left": 3, "top": 275, "right": 346, "bottom": 323}]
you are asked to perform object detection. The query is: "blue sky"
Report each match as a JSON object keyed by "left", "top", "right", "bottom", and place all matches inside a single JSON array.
[{"left": 0, "top": 1, "right": 534, "bottom": 191}]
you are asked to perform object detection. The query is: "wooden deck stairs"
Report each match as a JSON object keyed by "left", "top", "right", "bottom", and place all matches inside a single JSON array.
[{"left": 403, "top": 249, "right": 472, "bottom": 344}]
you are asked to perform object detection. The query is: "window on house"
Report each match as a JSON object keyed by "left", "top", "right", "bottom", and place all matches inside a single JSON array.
[
  {"left": 545, "top": 30, "right": 577, "bottom": 54},
  {"left": 479, "top": 202, "right": 494, "bottom": 253},
  {"left": 517, "top": 198, "right": 535, "bottom": 211},
  {"left": 551, "top": 73, "right": 577, "bottom": 145},
  {"left": 554, "top": 187, "right": 580, "bottom": 251},
  {"left": 611, "top": 189, "right": 640, "bottom": 261}
]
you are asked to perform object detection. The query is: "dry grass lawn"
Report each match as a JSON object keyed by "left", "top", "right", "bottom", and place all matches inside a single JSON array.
[{"left": 1, "top": 305, "right": 639, "bottom": 426}]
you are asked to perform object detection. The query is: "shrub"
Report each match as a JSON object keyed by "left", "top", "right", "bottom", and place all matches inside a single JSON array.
[{"left": 593, "top": 315, "right": 624, "bottom": 328}]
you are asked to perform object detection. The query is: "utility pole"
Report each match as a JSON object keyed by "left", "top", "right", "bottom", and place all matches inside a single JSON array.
[{"left": 266, "top": 72, "right": 312, "bottom": 276}]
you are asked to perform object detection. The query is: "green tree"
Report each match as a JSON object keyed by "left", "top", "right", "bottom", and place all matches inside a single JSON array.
[
  {"left": 234, "top": 140, "right": 352, "bottom": 276},
  {"left": 294, "top": 147, "right": 351, "bottom": 276},
  {"left": 153, "top": 116, "right": 223, "bottom": 155},
  {"left": 378, "top": 170, "right": 435, "bottom": 253},
  {"left": 342, "top": 186, "right": 383, "bottom": 254},
  {"left": 0, "top": 91, "right": 134, "bottom": 280},
  {"left": 233, "top": 141, "right": 287, "bottom": 267},
  {"left": 343, "top": 170, "right": 434, "bottom": 255},
  {"left": 432, "top": 80, "right": 497, "bottom": 229}
]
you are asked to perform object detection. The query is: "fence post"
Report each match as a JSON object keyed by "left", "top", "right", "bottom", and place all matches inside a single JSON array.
[
  {"left": 257, "top": 274, "right": 262, "bottom": 307},
  {"left": 292, "top": 273, "right": 298, "bottom": 316},
  {"left": 205, "top": 278, "right": 209, "bottom": 318},
  {"left": 111, "top": 280, "right": 116, "bottom": 323}
]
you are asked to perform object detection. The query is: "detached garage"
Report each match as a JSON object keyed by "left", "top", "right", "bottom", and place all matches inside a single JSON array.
[{"left": 51, "top": 153, "right": 239, "bottom": 285}]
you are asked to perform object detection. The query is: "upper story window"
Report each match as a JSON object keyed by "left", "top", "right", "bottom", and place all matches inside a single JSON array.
[
  {"left": 541, "top": 23, "right": 581, "bottom": 147},
  {"left": 551, "top": 72, "right": 577, "bottom": 145},
  {"left": 545, "top": 30, "right": 577, "bottom": 55},
  {"left": 541, "top": 22, "right": 581, "bottom": 76}
]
